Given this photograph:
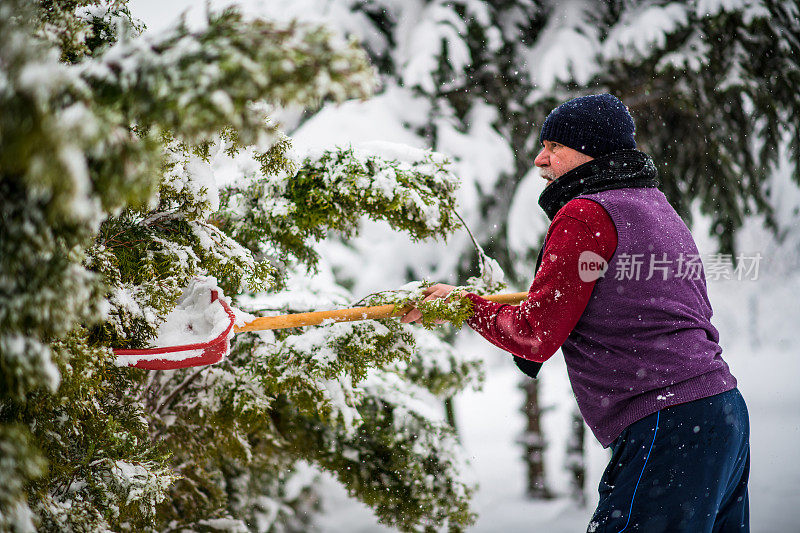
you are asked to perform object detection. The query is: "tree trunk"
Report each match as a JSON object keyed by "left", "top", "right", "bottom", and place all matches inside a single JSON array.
[
  {"left": 518, "top": 377, "right": 553, "bottom": 499},
  {"left": 565, "top": 405, "right": 587, "bottom": 506},
  {"left": 444, "top": 396, "right": 458, "bottom": 435}
]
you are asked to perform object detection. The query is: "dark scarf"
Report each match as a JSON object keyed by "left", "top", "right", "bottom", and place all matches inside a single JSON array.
[
  {"left": 514, "top": 149, "right": 660, "bottom": 379},
  {"left": 538, "top": 149, "right": 660, "bottom": 221}
]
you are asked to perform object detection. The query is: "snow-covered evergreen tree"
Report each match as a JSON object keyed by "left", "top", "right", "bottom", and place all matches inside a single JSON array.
[{"left": 1, "top": 1, "right": 486, "bottom": 531}]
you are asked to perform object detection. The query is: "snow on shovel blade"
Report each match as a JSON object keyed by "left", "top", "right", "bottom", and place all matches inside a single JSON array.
[{"left": 113, "top": 290, "right": 236, "bottom": 370}]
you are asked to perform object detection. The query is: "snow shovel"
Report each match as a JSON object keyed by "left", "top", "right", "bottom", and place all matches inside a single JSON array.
[{"left": 113, "top": 290, "right": 528, "bottom": 371}]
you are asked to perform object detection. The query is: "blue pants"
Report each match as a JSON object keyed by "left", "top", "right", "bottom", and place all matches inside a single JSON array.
[{"left": 588, "top": 388, "right": 750, "bottom": 532}]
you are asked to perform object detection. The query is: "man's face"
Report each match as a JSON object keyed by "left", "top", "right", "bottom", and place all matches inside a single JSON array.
[{"left": 534, "top": 140, "right": 594, "bottom": 186}]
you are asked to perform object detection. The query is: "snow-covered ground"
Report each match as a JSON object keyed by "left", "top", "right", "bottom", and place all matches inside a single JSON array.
[{"left": 314, "top": 338, "right": 800, "bottom": 532}]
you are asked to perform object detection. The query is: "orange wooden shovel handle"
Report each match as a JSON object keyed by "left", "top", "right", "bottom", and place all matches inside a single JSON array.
[{"left": 234, "top": 291, "right": 528, "bottom": 333}]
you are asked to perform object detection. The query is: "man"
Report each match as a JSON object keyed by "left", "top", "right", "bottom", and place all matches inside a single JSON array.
[{"left": 401, "top": 94, "right": 750, "bottom": 532}]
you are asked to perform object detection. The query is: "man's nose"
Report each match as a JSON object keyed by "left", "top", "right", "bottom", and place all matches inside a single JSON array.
[{"left": 534, "top": 149, "right": 548, "bottom": 167}]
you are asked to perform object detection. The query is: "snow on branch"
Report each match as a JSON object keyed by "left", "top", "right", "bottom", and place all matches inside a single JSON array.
[
  {"left": 78, "top": 7, "right": 377, "bottom": 146},
  {"left": 219, "top": 144, "right": 461, "bottom": 271}
]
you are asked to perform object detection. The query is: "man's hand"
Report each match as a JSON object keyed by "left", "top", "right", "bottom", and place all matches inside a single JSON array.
[{"left": 400, "top": 283, "right": 465, "bottom": 324}]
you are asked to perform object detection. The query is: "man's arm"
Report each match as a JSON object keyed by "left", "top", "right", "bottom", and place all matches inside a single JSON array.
[{"left": 463, "top": 198, "right": 617, "bottom": 362}]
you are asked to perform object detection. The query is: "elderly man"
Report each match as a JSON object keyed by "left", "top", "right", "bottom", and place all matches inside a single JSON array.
[{"left": 402, "top": 94, "right": 750, "bottom": 532}]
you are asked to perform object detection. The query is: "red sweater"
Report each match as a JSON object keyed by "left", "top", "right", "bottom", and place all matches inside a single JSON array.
[{"left": 466, "top": 198, "right": 617, "bottom": 362}]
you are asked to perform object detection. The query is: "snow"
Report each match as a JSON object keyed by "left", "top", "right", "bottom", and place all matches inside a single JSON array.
[
  {"left": 435, "top": 102, "right": 515, "bottom": 194},
  {"left": 363, "top": 370, "right": 443, "bottom": 424},
  {"left": 113, "top": 276, "right": 254, "bottom": 367},
  {"left": 17, "top": 59, "right": 71, "bottom": 104},
  {"left": 656, "top": 30, "right": 710, "bottom": 73},
  {"left": 0, "top": 334, "right": 61, "bottom": 391},
  {"left": 507, "top": 166, "right": 550, "bottom": 267},
  {"left": 155, "top": 307, "right": 223, "bottom": 348},
  {"left": 291, "top": 83, "right": 428, "bottom": 156},
  {"left": 3, "top": 502, "right": 36, "bottom": 533},
  {"left": 196, "top": 518, "right": 249, "bottom": 532},
  {"left": 321, "top": 377, "right": 362, "bottom": 435},
  {"left": 150, "top": 277, "right": 242, "bottom": 347},
  {"left": 355, "top": 140, "right": 447, "bottom": 168},
  {"left": 116, "top": 348, "right": 209, "bottom": 368},
  {"left": 242, "top": 265, "right": 352, "bottom": 314},
  {"left": 400, "top": 2, "right": 470, "bottom": 93},
  {"left": 186, "top": 156, "right": 220, "bottom": 213},
  {"left": 58, "top": 145, "right": 95, "bottom": 220},
  {"left": 523, "top": 1, "right": 599, "bottom": 93},
  {"left": 75, "top": 3, "right": 112, "bottom": 20},
  {"left": 602, "top": 4, "right": 688, "bottom": 62},
  {"left": 694, "top": 0, "right": 769, "bottom": 21}
]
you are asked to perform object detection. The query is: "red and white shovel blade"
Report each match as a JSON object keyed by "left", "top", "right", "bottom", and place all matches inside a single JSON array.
[{"left": 113, "top": 291, "right": 236, "bottom": 370}]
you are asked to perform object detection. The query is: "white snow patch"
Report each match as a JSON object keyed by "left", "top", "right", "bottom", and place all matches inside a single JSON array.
[
  {"left": 150, "top": 277, "right": 234, "bottom": 348},
  {"left": 113, "top": 276, "right": 253, "bottom": 366}
]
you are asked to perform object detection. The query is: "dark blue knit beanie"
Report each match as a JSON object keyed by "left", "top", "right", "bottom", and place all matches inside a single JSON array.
[{"left": 538, "top": 94, "right": 636, "bottom": 158}]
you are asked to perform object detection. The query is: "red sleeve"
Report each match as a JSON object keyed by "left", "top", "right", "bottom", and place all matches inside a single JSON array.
[{"left": 465, "top": 198, "right": 617, "bottom": 362}]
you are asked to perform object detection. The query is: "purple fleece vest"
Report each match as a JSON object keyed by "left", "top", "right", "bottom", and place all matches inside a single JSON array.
[{"left": 564, "top": 187, "right": 736, "bottom": 447}]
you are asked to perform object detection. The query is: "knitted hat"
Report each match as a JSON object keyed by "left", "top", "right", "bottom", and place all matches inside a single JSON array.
[{"left": 538, "top": 94, "right": 636, "bottom": 157}]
